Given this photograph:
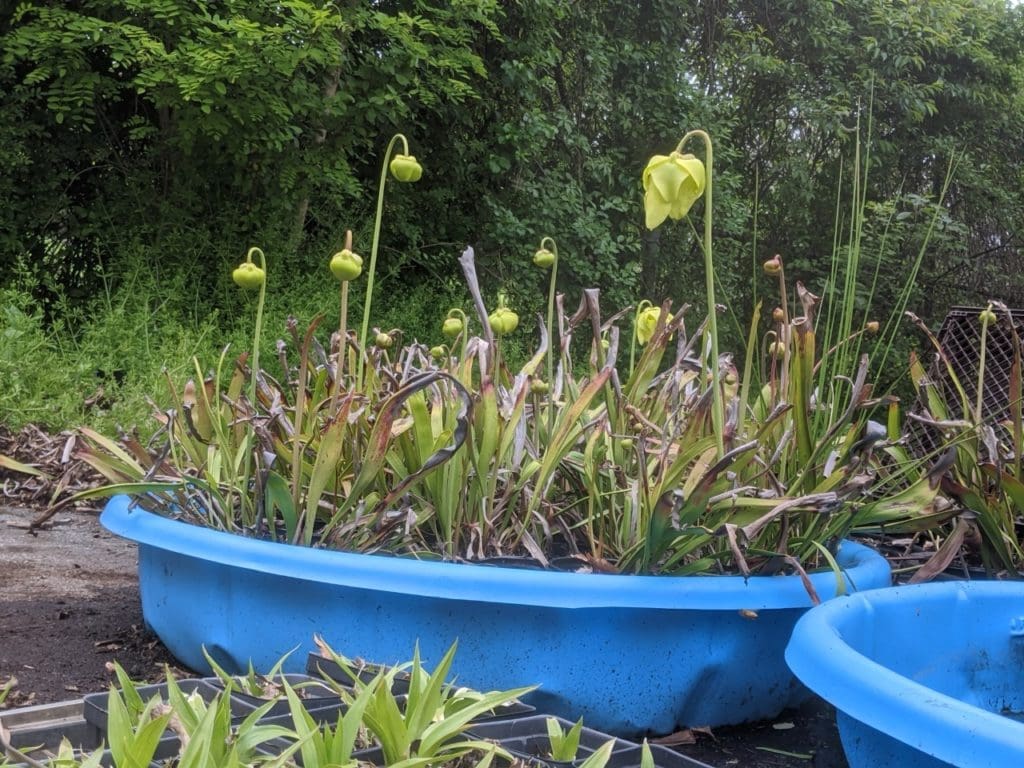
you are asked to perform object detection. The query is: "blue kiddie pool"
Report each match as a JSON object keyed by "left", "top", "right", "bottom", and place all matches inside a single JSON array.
[
  {"left": 786, "top": 580, "right": 1024, "bottom": 768},
  {"left": 102, "top": 495, "right": 891, "bottom": 736}
]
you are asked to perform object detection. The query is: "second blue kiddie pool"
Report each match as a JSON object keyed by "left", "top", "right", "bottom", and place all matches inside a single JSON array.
[{"left": 785, "top": 580, "right": 1024, "bottom": 768}]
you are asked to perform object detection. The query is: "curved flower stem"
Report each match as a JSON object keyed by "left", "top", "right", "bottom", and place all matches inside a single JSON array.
[
  {"left": 678, "top": 130, "right": 723, "bottom": 458},
  {"left": 449, "top": 308, "right": 470, "bottom": 363},
  {"left": 540, "top": 236, "right": 559, "bottom": 437},
  {"left": 247, "top": 247, "right": 267, "bottom": 406},
  {"left": 977, "top": 303, "right": 993, "bottom": 423},
  {"left": 776, "top": 262, "right": 791, "bottom": 400},
  {"left": 330, "top": 231, "right": 354, "bottom": 416},
  {"left": 244, "top": 246, "right": 267, "bottom": 526},
  {"left": 357, "top": 133, "right": 409, "bottom": 387}
]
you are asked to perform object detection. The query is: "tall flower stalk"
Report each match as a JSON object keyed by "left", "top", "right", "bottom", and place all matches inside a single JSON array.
[
  {"left": 642, "top": 130, "right": 723, "bottom": 457},
  {"left": 534, "top": 237, "right": 559, "bottom": 436},
  {"left": 357, "top": 133, "right": 421, "bottom": 386},
  {"left": 230, "top": 246, "right": 267, "bottom": 525},
  {"left": 328, "top": 230, "right": 362, "bottom": 412}
]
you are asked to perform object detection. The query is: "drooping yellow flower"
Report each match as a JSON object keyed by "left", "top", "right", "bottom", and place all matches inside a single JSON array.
[
  {"left": 636, "top": 306, "right": 673, "bottom": 345},
  {"left": 329, "top": 248, "right": 363, "bottom": 282},
  {"left": 232, "top": 261, "right": 265, "bottom": 290},
  {"left": 642, "top": 151, "right": 705, "bottom": 229},
  {"left": 489, "top": 307, "right": 519, "bottom": 335},
  {"left": 442, "top": 316, "right": 464, "bottom": 338},
  {"left": 389, "top": 154, "right": 423, "bottom": 182}
]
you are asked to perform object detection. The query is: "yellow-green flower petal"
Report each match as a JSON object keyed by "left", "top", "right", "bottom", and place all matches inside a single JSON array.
[
  {"left": 636, "top": 306, "right": 673, "bottom": 345},
  {"left": 642, "top": 151, "right": 705, "bottom": 230},
  {"left": 644, "top": 189, "right": 673, "bottom": 230}
]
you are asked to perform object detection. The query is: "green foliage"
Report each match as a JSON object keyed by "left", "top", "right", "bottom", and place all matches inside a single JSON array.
[
  {"left": 881, "top": 305, "right": 1024, "bottom": 576},
  {"left": 68, "top": 228, "right": 930, "bottom": 576},
  {"left": 4, "top": 0, "right": 1024, "bottom": 391},
  {"left": 0, "top": 283, "right": 223, "bottom": 432},
  {"left": 546, "top": 717, "right": 585, "bottom": 762},
  {"left": 0, "top": 0, "right": 499, "bottom": 303},
  {"left": 3, "top": 647, "right": 540, "bottom": 768}
]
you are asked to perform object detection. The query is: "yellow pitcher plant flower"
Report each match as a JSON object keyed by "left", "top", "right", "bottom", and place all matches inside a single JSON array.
[
  {"left": 358, "top": 133, "right": 421, "bottom": 386},
  {"left": 389, "top": 153, "right": 423, "bottom": 182},
  {"left": 643, "top": 130, "right": 723, "bottom": 457},
  {"left": 329, "top": 248, "right": 363, "bottom": 282},
  {"left": 642, "top": 152, "right": 706, "bottom": 230},
  {"left": 488, "top": 307, "right": 519, "bottom": 335},
  {"left": 636, "top": 305, "right": 673, "bottom": 346}
]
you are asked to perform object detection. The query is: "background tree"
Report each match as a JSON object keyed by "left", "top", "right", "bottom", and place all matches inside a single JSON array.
[{"left": 2, "top": 0, "right": 1024, "bottom": 428}]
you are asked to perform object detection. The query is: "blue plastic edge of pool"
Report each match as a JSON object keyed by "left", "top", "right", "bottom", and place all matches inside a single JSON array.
[
  {"left": 100, "top": 495, "right": 889, "bottom": 610},
  {"left": 102, "top": 495, "right": 893, "bottom": 734},
  {"left": 785, "top": 581, "right": 1024, "bottom": 768}
]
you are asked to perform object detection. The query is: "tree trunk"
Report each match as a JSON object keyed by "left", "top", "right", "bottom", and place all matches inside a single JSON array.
[{"left": 290, "top": 62, "right": 343, "bottom": 251}]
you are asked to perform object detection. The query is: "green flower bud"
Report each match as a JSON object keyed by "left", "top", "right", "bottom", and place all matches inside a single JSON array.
[
  {"left": 442, "top": 317, "right": 464, "bottom": 338},
  {"left": 530, "top": 379, "right": 550, "bottom": 395},
  {"left": 329, "top": 249, "right": 363, "bottom": 282},
  {"left": 636, "top": 306, "right": 673, "bottom": 345},
  {"left": 769, "top": 340, "right": 787, "bottom": 360},
  {"left": 232, "top": 262, "right": 265, "bottom": 290},
  {"left": 488, "top": 307, "right": 519, "bottom": 335},
  {"left": 375, "top": 332, "right": 393, "bottom": 349},
  {"left": 389, "top": 154, "right": 423, "bottom": 182},
  {"left": 979, "top": 308, "right": 998, "bottom": 327},
  {"left": 430, "top": 345, "right": 446, "bottom": 360},
  {"left": 533, "top": 248, "right": 555, "bottom": 269},
  {"left": 642, "top": 151, "right": 706, "bottom": 230}
]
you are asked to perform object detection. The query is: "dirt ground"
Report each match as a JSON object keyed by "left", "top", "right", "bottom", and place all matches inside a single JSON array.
[
  {"left": 0, "top": 503, "right": 851, "bottom": 767},
  {"left": 0, "top": 505, "right": 184, "bottom": 703}
]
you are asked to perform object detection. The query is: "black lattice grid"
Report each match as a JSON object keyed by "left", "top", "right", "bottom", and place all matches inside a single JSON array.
[{"left": 907, "top": 306, "right": 1024, "bottom": 456}]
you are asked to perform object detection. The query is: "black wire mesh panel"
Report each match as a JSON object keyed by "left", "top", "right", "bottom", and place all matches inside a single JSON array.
[{"left": 907, "top": 306, "right": 1024, "bottom": 457}]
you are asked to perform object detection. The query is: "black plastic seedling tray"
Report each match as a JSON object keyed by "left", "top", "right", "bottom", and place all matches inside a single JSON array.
[
  {"left": 467, "top": 716, "right": 714, "bottom": 768},
  {"left": 204, "top": 673, "right": 341, "bottom": 719},
  {"left": 81, "top": 679, "right": 237, "bottom": 736},
  {"left": 468, "top": 714, "right": 627, "bottom": 762},
  {"left": 305, "top": 651, "right": 413, "bottom": 694},
  {"left": 597, "top": 744, "right": 713, "bottom": 768},
  {"left": 1, "top": 691, "right": 715, "bottom": 768},
  {"left": 0, "top": 699, "right": 178, "bottom": 768}
]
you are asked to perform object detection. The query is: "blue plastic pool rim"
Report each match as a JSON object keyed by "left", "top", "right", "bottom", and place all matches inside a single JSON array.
[
  {"left": 101, "top": 494, "right": 889, "bottom": 611},
  {"left": 785, "top": 581, "right": 1024, "bottom": 766}
]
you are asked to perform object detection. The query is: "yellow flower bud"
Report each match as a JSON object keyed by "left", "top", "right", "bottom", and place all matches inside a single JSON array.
[
  {"left": 389, "top": 154, "right": 423, "bottom": 182},
  {"left": 488, "top": 307, "right": 519, "bottom": 335},
  {"left": 769, "top": 340, "right": 787, "bottom": 360},
  {"left": 232, "top": 262, "right": 265, "bottom": 290},
  {"left": 442, "top": 317, "right": 464, "bottom": 338},
  {"left": 772, "top": 307, "right": 785, "bottom": 323},
  {"left": 636, "top": 306, "right": 673, "bottom": 345},
  {"left": 763, "top": 255, "right": 783, "bottom": 276},
  {"left": 533, "top": 248, "right": 555, "bottom": 269},
  {"left": 329, "top": 249, "right": 363, "bottom": 282},
  {"left": 642, "top": 151, "right": 706, "bottom": 230},
  {"left": 865, "top": 320, "right": 880, "bottom": 334},
  {"left": 375, "top": 332, "right": 393, "bottom": 349}
]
